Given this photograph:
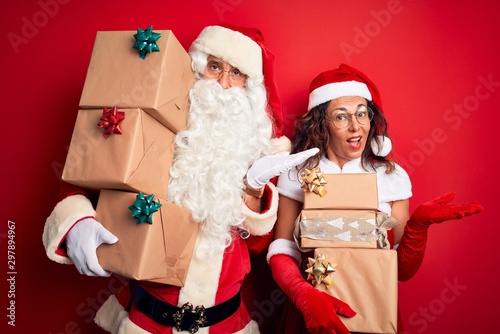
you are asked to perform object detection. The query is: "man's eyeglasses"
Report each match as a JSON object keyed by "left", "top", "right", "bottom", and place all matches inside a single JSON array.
[
  {"left": 205, "top": 60, "right": 247, "bottom": 86},
  {"left": 325, "top": 105, "right": 374, "bottom": 129}
]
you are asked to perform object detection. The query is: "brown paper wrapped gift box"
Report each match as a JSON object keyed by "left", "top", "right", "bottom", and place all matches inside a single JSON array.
[
  {"left": 298, "top": 173, "right": 380, "bottom": 248},
  {"left": 62, "top": 108, "right": 175, "bottom": 197},
  {"left": 303, "top": 173, "right": 378, "bottom": 210},
  {"left": 79, "top": 30, "right": 196, "bottom": 133},
  {"left": 312, "top": 247, "right": 398, "bottom": 334},
  {"left": 95, "top": 189, "right": 199, "bottom": 286}
]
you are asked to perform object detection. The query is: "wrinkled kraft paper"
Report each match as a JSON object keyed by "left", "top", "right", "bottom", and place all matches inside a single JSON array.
[
  {"left": 313, "top": 247, "right": 398, "bottom": 334},
  {"left": 95, "top": 189, "right": 199, "bottom": 286},
  {"left": 79, "top": 30, "right": 195, "bottom": 133},
  {"left": 304, "top": 173, "right": 378, "bottom": 210},
  {"left": 62, "top": 108, "right": 174, "bottom": 196}
]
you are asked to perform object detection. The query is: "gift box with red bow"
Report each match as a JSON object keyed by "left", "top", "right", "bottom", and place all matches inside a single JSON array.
[{"left": 62, "top": 107, "right": 174, "bottom": 196}]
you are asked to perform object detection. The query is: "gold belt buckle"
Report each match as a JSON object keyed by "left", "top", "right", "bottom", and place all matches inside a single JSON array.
[{"left": 173, "top": 302, "right": 207, "bottom": 333}]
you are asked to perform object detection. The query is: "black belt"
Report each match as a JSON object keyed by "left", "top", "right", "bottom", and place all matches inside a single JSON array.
[{"left": 130, "top": 280, "right": 241, "bottom": 333}]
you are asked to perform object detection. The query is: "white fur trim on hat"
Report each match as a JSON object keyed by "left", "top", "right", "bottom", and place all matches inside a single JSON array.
[
  {"left": 43, "top": 194, "right": 96, "bottom": 264},
  {"left": 190, "top": 26, "right": 262, "bottom": 80},
  {"left": 266, "top": 238, "right": 302, "bottom": 264},
  {"left": 242, "top": 183, "right": 279, "bottom": 236},
  {"left": 270, "top": 136, "right": 291, "bottom": 154},
  {"left": 308, "top": 80, "right": 372, "bottom": 111},
  {"left": 370, "top": 135, "right": 392, "bottom": 157}
]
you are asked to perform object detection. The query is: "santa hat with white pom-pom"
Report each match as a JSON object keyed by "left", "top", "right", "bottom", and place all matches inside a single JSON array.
[{"left": 308, "top": 63, "right": 391, "bottom": 157}]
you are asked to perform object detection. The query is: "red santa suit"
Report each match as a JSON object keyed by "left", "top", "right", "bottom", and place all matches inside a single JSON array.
[
  {"left": 44, "top": 184, "right": 280, "bottom": 333},
  {"left": 43, "top": 25, "right": 290, "bottom": 334}
]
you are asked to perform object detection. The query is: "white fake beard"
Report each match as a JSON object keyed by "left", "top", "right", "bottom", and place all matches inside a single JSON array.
[{"left": 167, "top": 79, "right": 272, "bottom": 259}]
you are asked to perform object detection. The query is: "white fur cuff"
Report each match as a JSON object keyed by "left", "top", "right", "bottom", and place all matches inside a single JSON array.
[
  {"left": 43, "top": 194, "right": 96, "bottom": 264},
  {"left": 242, "top": 183, "right": 278, "bottom": 236},
  {"left": 94, "top": 294, "right": 131, "bottom": 334},
  {"left": 116, "top": 317, "right": 151, "bottom": 334},
  {"left": 266, "top": 238, "right": 302, "bottom": 264}
]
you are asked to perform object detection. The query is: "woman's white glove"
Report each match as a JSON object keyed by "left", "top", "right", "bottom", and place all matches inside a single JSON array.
[
  {"left": 66, "top": 217, "right": 118, "bottom": 277},
  {"left": 246, "top": 148, "right": 320, "bottom": 189}
]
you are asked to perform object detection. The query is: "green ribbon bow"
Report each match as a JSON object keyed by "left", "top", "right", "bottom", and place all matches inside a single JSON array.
[
  {"left": 133, "top": 25, "right": 161, "bottom": 59},
  {"left": 128, "top": 192, "right": 162, "bottom": 224}
]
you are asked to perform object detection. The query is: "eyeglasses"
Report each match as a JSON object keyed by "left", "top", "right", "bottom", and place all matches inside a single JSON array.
[
  {"left": 325, "top": 105, "right": 374, "bottom": 129},
  {"left": 204, "top": 60, "right": 247, "bottom": 86}
]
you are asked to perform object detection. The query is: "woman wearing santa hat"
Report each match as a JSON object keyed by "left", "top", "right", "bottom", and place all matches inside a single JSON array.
[{"left": 266, "top": 64, "right": 483, "bottom": 333}]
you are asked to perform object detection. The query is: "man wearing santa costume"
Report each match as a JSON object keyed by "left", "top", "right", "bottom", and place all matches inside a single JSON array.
[{"left": 43, "top": 24, "right": 317, "bottom": 333}]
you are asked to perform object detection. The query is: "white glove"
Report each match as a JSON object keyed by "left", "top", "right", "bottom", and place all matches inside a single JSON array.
[
  {"left": 66, "top": 218, "right": 118, "bottom": 277},
  {"left": 246, "top": 148, "right": 320, "bottom": 189}
]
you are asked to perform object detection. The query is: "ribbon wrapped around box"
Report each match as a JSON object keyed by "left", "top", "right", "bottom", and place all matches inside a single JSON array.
[
  {"left": 297, "top": 209, "right": 378, "bottom": 249},
  {"left": 303, "top": 172, "right": 378, "bottom": 210},
  {"left": 311, "top": 248, "right": 398, "bottom": 333},
  {"left": 79, "top": 29, "right": 195, "bottom": 133},
  {"left": 295, "top": 210, "right": 399, "bottom": 250},
  {"left": 62, "top": 108, "right": 174, "bottom": 196},
  {"left": 95, "top": 189, "right": 199, "bottom": 286}
]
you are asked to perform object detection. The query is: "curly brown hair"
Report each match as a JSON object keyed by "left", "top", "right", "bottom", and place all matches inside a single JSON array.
[{"left": 291, "top": 100, "right": 396, "bottom": 175}]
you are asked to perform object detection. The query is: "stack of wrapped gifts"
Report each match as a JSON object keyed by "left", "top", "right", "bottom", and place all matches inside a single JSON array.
[
  {"left": 297, "top": 168, "right": 399, "bottom": 333},
  {"left": 61, "top": 27, "right": 198, "bottom": 286}
]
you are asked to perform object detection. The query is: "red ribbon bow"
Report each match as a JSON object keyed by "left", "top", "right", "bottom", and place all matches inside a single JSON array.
[{"left": 97, "top": 106, "right": 125, "bottom": 139}]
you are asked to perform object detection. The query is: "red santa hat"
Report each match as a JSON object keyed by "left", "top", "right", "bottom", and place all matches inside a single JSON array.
[
  {"left": 308, "top": 63, "right": 382, "bottom": 112},
  {"left": 308, "top": 64, "right": 391, "bottom": 157},
  {"left": 190, "top": 24, "right": 285, "bottom": 138}
]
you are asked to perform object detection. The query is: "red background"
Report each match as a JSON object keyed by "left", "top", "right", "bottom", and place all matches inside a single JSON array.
[{"left": 2, "top": 0, "right": 498, "bottom": 333}]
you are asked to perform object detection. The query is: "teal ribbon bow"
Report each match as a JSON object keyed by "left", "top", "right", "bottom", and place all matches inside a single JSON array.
[
  {"left": 128, "top": 192, "right": 162, "bottom": 224},
  {"left": 133, "top": 25, "right": 161, "bottom": 59}
]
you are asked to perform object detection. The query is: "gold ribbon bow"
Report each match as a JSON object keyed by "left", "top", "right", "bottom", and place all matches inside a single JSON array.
[
  {"left": 300, "top": 167, "right": 328, "bottom": 197},
  {"left": 305, "top": 253, "right": 337, "bottom": 289},
  {"left": 375, "top": 212, "right": 400, "bottom": 249}
]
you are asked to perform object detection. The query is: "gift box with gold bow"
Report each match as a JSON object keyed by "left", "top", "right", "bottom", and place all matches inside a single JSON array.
[
  {"left": 302, "top": 171, "right": 378, "bottom": 210},
  {"left": 309, "top": 248, "right": 398, "bottom": 333},
  {"left": 298, "top": 170, "right": 393, "bottom": 249}
]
